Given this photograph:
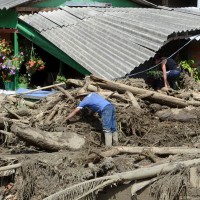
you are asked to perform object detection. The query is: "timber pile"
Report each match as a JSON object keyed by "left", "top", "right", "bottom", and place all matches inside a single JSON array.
[{"left": 1, "top": 75, "right": 200, "bottom": 199}]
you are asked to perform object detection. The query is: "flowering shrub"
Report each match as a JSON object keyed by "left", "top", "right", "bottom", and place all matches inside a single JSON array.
[
  {"left": 11, "top": 52, "right": 24, "bottom": 70},
  {"left": 26, "top": 56, "right": 45, "bottom": 74},
  {"left": 0, "top": 39, "right": 12, "bottom": 56}
]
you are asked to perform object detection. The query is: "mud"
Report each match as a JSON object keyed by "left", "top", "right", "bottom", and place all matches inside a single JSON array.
[{"left": 1, "top": 76, "right": 200, "bottom": 199}]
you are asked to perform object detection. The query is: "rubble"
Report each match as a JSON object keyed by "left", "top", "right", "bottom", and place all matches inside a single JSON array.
[{"left": 0, "top": 74, "right": 200, "bottom": 200}]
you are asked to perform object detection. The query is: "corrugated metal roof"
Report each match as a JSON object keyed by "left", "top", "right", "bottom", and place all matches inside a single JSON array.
[
  {"left": 0, "top": 0, "right": 35, "bottom": 10},
  {"left": 19, "top": 7, "right": 200, "bottom": 79},
  {"left": 62, "top": 2, "right": 112, "bottom": 8}
]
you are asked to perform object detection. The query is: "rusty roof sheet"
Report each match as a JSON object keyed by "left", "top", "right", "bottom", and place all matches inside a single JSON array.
[{"left": 19, "top": 7, "right": 200, "bottom": 79}]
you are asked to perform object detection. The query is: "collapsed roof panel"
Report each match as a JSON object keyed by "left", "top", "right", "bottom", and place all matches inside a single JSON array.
[
  {"left": 0, "top": 0, "right": 35, "bottom": 10},
  {"left": 19, "top": 7, "right": 200, "bottom": 79}
]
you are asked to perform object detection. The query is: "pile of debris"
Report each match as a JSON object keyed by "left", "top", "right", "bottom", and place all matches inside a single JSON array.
[{"left": 1, "top": 75, "right": 200, "bottom": 200}]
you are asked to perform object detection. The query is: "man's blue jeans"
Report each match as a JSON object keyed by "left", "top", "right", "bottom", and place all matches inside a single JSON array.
[
  {"left": 166, "top": 69, "right": 181, "bottom": 87},
  {"left": 101, "top": 104, "right": 117, "bottom": 133}
]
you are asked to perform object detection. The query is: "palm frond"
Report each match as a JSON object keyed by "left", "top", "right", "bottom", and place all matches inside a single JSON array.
[
  {"left": 43, "top": 177, "right": 117, "bottom": 200},
  {"left": 43, "top": 158, "right": 200, "bottom": 200}
]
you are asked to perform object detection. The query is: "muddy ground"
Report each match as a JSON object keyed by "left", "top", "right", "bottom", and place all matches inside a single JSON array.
[{"left": 1, "top": 75, "right": 200, "bottom": 200}]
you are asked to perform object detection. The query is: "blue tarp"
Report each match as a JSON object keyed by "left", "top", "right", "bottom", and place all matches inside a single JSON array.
[{"left": 16, "top": 88, "right": 55, "bottom": 100}]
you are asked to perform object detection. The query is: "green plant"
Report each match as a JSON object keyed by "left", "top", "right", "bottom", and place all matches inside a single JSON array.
[
  {"left": 56, "top": 75, "right": 67, "bottom": 83},
  {"left": 0, "top": 57, "right": 16, "bottom": 81},
  {"left": 11, "top": 52, "right": 24, "bottom": 70},
  {"left": 26, "top": 56, "right": 45, "bottom": 75},
  {"left": 180, "top": 59, "right": 199, "bottom": 81},
  {"left": 0, "top": 38, "right": 12, "bottom": 56},
  {"left": 18, "top": 74, "right": 28, "bottom": 85},
  {"left": 146, "top": 70, "right": 163, "bottom": 79}
]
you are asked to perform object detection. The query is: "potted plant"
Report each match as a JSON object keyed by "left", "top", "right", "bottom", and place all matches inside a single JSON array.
[
  {"left": 18, "top": 74, "right": 28, "bottom": 88},
  {"left": 0, "top": 38, "right": 12, "bottom": 56},
  {"left": 55, "top": 75, "right": 67, "bottom": 83},
  {"left": 0, "top": 61, "right": 16, "bottom": 90},
  {"left": 26, "top": 56, "right": 45, "bottom": 75}
]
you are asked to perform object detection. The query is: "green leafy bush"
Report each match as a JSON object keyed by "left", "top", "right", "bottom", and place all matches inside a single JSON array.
[
  {"left": 56, "top": 75, "right": 67, "bottom": 83},
  {"left": 146, "top": 70, "right": 163, "bottom": 79},
  {"left": 180, "top": 60, "right": 199, "bottom": 81},
  {"left": 18, "top": 74, "right": 28, "bottom": 85}
]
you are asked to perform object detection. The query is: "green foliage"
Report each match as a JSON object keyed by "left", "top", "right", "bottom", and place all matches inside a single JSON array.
[
  {"left": 180, "top": 60, "right": 199, "bottom": 81},
  {"left": 18, "top": 74, "right": 28, "bottom": 84},
  {"left": 146, "top": 70, "right": 163, "bottom": 79},
  {"left": 56, "top": 75, "right": 67, "bottom": 83},
  {"left": 11, "top": 52, "right": 25, "bottom": 70},
  {"left": 0, "top": 38, "right": 12, "bottom": 56}
]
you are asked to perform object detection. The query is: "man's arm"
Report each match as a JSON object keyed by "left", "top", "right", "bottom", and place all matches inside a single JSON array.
[
  {"left": 161, "top": 59, "right": 168, "bottom": 88},
  {"left": 65, "top": 107, "right": 81, "bottom": 121}
]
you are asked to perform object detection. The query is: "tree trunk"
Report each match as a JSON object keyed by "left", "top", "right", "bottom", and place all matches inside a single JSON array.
[
  {"left": 126, "top": 91, "right": 141, "bottom": 109},
  {"left": 90, "top": 75, "right": 188, "bottom": 108},
  {"left": 11, "top": 124, "right": 85, "bottom": 152},
  {"left": 112, "top": 146, "right": 200, "bottom": 155}
]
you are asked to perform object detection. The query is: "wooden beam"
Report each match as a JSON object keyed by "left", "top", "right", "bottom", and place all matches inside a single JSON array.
[
  {"left": 15, "top": 7, "right": 58, "bottom": 12},
  {"left": 0, "top": 29, "right": 18, "bottom": 33}
]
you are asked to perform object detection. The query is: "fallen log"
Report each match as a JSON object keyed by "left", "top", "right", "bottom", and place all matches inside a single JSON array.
[
  {"left": 67, "top": 79, "right": 128, "bottom": 102},
  {"left": 54, "top": 85, "right": 74, "bottom": 100},
  {"left": 131, "top": 177, "right": 157, "bottom": 198},
  {"left": 86, "top": 146, "right": 200, "bottom": 163},
  {"left": 11, "top": 124, "right": 85, "bottom": 151},
  {"left": 90, "top": 75, "right": 194, "bottom": 108},
  {"left": 43, "top": 158, "right": 200, "bottom": 200},
  {"left": 0, "top": 163, "right": 21, "bottom": 172},
  {"left": 126, "top": 91, "right": 141, "bottom": 109},
  {"left": 2, "top": 105, "right": 22, "bottom": 119},
  {"left": 0, "top": 117, "right": 30, "bottom": 130},
  {"left": 44, "top": 104, "right": 59, "bottom": 125},
  {"left": 99, "top": 91, "right": 128, "bottom": 102},
  {"left": 45, "top": 95, "right": 62, "bottom": 110},
  {"left": 67, "top": 79, "right": 99, "bottom": 92},
  {"left": 6, "top": 96, "right": 36, "bottom": 109},
  {"left": 110, "top": 146, "right": 200, "bottom": 155}
]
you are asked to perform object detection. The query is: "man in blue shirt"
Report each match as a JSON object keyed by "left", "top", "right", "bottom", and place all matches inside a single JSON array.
[{"left": 65, "top": 89, "right": 118, "bottom": 147}]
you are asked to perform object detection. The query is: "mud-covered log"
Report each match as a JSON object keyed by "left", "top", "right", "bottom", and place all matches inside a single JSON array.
[
  {"left": 67, "top": 79, "right": 101, "bottom": 92},
  {"left": 45, "top": 105, "right": 59, "bottom": 125},
  {"left": 131, "top": 178, "right": 157, "bottom": 198},
  {"left": 0, "top": 163, "right": 21, "bottom": 172},
  {"left": 45, "top": 95, "right": 63, "bottom": 110},
  {"left": 6, "top": 96, "right": 36, "bottom": 108},
  {"left": 126, "top": 91, "right": 141, "bottom": 109},
  {"left": 112, "top": 146, "right": 200, "bottom": 155},
  {"left": 86, "top": 146, "right": 200, "bottom": 163},
  {"left": 11, "top": 124, "right": 85, "bottom": 152},
  {"left": 90, "top": 75, "right": 189, "bottom": 108},
  {"left": 54, "top": 85, "right": 74, "bottom": 100},
  {"left": 99, "top": 91, "right": 128, "bottom": 102}
]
